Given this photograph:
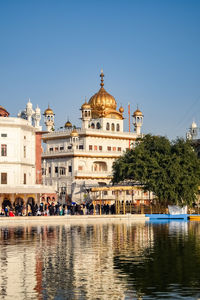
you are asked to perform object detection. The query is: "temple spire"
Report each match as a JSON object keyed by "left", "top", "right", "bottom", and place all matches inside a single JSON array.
[{"left": 100, "top": 69, "right": 104, "bottom": 87}]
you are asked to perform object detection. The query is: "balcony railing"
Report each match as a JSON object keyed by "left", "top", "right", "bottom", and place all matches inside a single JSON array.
[
  {"left": 42, "top": 148, "right": 123, "bottom": 156},
  {"left": 74, "top": 170, "right": 112, "bottom": 177},
  {"left": 42, "top": 128, "right": 141, "bottom": 139}
]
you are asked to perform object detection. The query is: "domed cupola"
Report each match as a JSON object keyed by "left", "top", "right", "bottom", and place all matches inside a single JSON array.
[
  {"left": 26, "top": 98, "right": 34, "bottom": 123},
  {"left": 65, "top": 120, "right": 72, "bottom": 129},
  {"left": 186, "top": 120, "right": 198, "bottom": 140},
  {"left": 133, "top": 108, "right": 143, "bottom": 117},
  {"left": 44, "top": 105, "right": 54, "bottom": 116},
  {"left": 133, "top": 107, "right": 143, "bottom": 135},
  {"left": 119, "top": 106, "right": 124, "bottom": 113},
  {"left": 81, "top": 99, "right": 92, "bottom": 129},
  {"left": 70, "top": 128, "right": 79, "bottom": 137},
  {"left": 34, "top": 104, "right": 42, "bottom": 129},
  {"left": 88, "top": 71, "right": 123, "bottom": 120},
  {"left": 81, "top": 100, "right": 91, "bottom": 110},
  {"left": 0, "top": 105, "right": 9, "bottom": 117},
  {"left": 70, "top": 127, "right": 79, "bottom": 148},
  {"left": 35, "top": 105, "right": 41, "bottom": 114},
  {"left": 43, "top": 105, "right": 55, "bottom": 132}
]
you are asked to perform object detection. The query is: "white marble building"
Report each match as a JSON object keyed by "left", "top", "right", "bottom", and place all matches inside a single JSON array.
[
  {"left": 42, "top": 71, "right": 144, "bottom": 203},
  {"left": 0, "top": 102, "right": 55, "bottom": 209}
]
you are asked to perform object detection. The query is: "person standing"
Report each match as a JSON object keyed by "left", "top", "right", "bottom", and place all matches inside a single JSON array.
[{"left": 4, "top": 206, "right": 8, "bottom": 217}]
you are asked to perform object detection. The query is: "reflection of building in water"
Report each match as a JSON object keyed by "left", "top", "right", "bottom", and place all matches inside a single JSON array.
[
  {"left": 169, "top": 221, "right": 188, "bottom": 235},
  {"left": 0, "top": 226, "right": 37, "bottom": 299},
  {"left": 71, "top": 224, "right": 127, "bottom": 299},
  {"left": 0, "top": 222, "right": 155, "bottom": 299},
  {"left": 40, "top": 223, "right": 154, "bottom": 299},
  {"left": 113, "top": 223, "right": 154, "bottom": 256},
  {"left": 40, "top": 224, "right": 130, "bottom": 299}
]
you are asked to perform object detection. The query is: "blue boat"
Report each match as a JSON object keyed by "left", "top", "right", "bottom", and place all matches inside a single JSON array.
[{"left": 145, "top": 214, "right": 188, "bottom": 221}]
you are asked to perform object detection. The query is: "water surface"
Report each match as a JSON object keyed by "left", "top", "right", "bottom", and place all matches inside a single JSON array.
[{"left": 0, "top": 220, "right": 200, "bottom": 299}]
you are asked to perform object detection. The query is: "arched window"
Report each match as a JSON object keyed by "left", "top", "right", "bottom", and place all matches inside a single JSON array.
[
  {"left": 92, "top": 161, "right": 107, "bottom": 172},
  {"left": 116, "top": 124, "right": 120, "bottom": 131},
  {"left": 111, "top": 123, "right": 115, "bottom": 131},
  {"left": 88, "top": 111, "right": 90, "bottom": 117},
  {"left": 96, "top": 122, "right": 101, "bottom": 129},
  {"left": 85, "top": 111, "right": 87, "bottom": 117},
  {"left": 91, "top": 123, "right": 95, "bottom": 129},
  {"left": 106, "top": 123, "right": 110, "bottom": 130}
]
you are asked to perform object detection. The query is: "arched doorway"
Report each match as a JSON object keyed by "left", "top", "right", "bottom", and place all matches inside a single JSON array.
[
  {"left": 14, "top": 197, "right": 24, "bottom": 216},
  {"left": 27, "top": 197, "right": 35, "bottom": 206},
  {"left": 14, "top": 197, "right": 24, "bottom": 206},
  {"left": 27, "top": 197, "right": 35, "bottom": 215},
  {"left": 2, "top": 198, "right": 12, "bottom": 209}
]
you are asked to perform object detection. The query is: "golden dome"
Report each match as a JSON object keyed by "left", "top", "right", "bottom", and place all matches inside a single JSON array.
[
  {"left": 44, "top": 105, "right": 54, "bottom": 115},
  {"left": 0, "top": 105, "right": 9, "bottom": 117},
  {"left": 88, "top": 71, "right": 123, "bottom": 120},
  {"left": 133, "top": 108, "right": 143, "bottom": 117},
  {"left": 65, "top": 120, "right": 72, "bottom": 128},
  {"left": 119, "top": 106, "right": 124, "bottom": 113},
  {"left": 89, "top": 87, "right": 117, "bottom": 111},
  {"left": 70, "top": 128, "right": 79, "bottom": 137},
  {"left": 89, "top": 71, "right": 117, "bottom": 111},
  {"left": 81, "top": 100, "right": 91, "bottom": 110}
]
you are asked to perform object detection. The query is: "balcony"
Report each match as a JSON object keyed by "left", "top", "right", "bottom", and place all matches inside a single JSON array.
[
  {"left": 42, "top": 128, "right": 141, "bottom": 139},
  {"left": 74, "top": 170, "right": 112, "bottom": 179},
  {"left": 42, "top": 148, "right": 123, "bottom": 158}
]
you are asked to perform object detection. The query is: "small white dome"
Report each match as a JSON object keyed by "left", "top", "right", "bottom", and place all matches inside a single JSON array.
[
  {"left": 35, "top": 105, "right": 40, "bottom": 113},
  {"left": 26, "top": 98, "right": 32, "bottom": 108},
  {"left": 191, "top": 121, "right": 197, "bottom": 129}
]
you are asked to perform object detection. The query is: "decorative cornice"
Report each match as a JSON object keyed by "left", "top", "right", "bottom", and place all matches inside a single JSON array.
[
  {"left": 0, "top": 161, "right": 35, "bottom": 167},
  {"left": 81, "top": 134, "right": 136, "bottom": 140},
  {"left": 42, "top": 154, "right": 119, "bottom": 159},
  {"left": 42, "top": 132, "right": 137, "bottom": 141},
  {"left": 74, "top": 154, "right": 119, "bottom": 158},
  {"left": 75, "top": 176, "right": 112, "bottom": 180}
]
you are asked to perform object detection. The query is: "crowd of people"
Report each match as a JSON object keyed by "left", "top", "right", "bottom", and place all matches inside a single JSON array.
[{"left": 0, "top": 202, "right": 116, "bottom": 217}]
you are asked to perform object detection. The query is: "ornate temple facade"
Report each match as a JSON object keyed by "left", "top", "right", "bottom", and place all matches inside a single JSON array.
[{"left": 42, "top": 72, "right": 145, "bottom": 203}]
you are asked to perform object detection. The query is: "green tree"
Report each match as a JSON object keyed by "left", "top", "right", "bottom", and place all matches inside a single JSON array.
[{"left": 112, "top": 134, "right": 200, "bottom": 206}]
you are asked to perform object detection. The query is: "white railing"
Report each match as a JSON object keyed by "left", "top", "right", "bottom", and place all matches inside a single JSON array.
[
  {"left": 42, "top": 148, "right": 123, "bottom": 155},
  {"left": 42, "top": 127, "right": 140, "bottom": 139},
  {"left": 0, "top": 117, "right": 30, "bottom": 126},
  {"left": 42, "top": 128, "right": 83, "bottom": 138},
  {"left": 74, "top": 170, "right": 112, "bottom": 177}
]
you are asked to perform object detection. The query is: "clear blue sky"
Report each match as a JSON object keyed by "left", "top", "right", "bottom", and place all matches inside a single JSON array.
[{"left": 0, "top": 0, "right": 200, "bottom": 139}]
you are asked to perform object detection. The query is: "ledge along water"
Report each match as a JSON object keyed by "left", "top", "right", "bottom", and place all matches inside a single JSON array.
[
  {"left": 0, "top": 214, "right": 149, "bottom": 225},
  {"left": 2, "top": 214, "right": 200, "bottom": 225}
]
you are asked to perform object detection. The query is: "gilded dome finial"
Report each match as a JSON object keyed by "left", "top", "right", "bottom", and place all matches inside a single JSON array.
[
  {"left": 44, "top": 104, "right": 54, "bottom": 116},
  {"left": 100, "top": 69, "right": 104, "bottom": 87}
]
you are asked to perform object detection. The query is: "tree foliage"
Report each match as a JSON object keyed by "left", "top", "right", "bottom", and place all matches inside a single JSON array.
[{"left": 112, "top": 134, "right": 200, "bottom": 206}]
